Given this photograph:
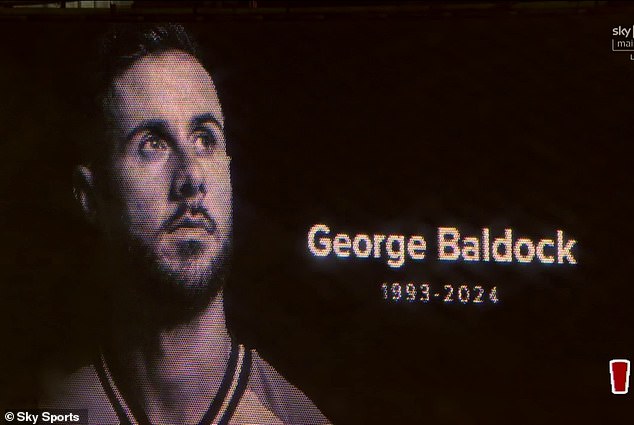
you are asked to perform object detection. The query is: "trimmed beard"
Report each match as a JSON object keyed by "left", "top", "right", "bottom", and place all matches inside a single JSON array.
[{"left": 106, "top": 231, "right": 232, "bottom": 316}]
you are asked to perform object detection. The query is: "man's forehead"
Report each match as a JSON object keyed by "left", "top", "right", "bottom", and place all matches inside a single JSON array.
[{"left": 109, "top": 51, "right": 224, "bottom": 127}]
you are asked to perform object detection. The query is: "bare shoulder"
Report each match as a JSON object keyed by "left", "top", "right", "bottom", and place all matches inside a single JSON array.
[{"left": 243, "top": 349, "right": 331, "bottom": 425}]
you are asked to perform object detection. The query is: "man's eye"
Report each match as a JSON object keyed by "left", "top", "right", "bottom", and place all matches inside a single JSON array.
[
  {"left": 139, "top": 136, "right": 169, "bottom": 157},
  {"left": 193, "top": 133, "right": 216, "bottom": 152}
]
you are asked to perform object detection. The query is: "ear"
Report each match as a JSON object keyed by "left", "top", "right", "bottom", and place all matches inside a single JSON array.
[{"left": 73, "top": 165, "right": 97, "bottom": 224}]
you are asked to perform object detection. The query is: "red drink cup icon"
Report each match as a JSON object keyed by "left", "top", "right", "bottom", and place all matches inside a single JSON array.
[{"left": 609, "top": 359, "right": 630, "bottom": 394}]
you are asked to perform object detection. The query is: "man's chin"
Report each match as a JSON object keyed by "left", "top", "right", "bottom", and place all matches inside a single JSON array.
[
  {"left": 114, "top": 237, "right": 231, "bottom": 308},
  {"left": 154, "top": 249, "right": 228, "bottom": 297},
  {"left": 162, "top": 261, "right": 221, "bottom": 294}
]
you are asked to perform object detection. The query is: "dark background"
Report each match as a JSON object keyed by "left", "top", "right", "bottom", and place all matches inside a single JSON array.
[{"left": 1, "top": 4, "right": 633, "bottom": 424}]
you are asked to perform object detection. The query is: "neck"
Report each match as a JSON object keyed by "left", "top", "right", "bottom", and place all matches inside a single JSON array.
[{"left": 105, "top": 289, "right": 232, "bottom": 425}]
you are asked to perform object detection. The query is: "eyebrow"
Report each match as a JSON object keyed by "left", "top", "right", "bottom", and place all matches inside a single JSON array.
[
  {"left": 122, "top": 113, "right": 224, "bottom": 145},
  {"left": 190, "top": 113, "right": 224, "bottom": 132}
]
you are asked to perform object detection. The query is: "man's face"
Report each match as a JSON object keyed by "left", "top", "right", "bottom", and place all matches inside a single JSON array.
[{"left": 97, "top": 51, "right": 231, "bottom": 294}]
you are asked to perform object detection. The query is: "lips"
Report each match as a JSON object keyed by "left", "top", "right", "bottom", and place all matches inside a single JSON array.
[{"left": 166, "top": 216, "right": 216, "bottom": 234}]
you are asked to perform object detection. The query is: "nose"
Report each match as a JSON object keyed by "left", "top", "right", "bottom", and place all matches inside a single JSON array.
[{"left": 171, "top": 151, "right": 207, "bottom": 200}]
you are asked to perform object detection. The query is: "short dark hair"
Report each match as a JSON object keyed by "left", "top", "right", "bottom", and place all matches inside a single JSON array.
[
  {"left": 98, "top": 23, "right": 200, "bottom": 85},
  {"left": 79, "top": 23, "right": 206, "bottom": 168}
]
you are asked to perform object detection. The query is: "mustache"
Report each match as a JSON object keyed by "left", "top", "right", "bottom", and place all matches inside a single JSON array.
[{"left": 163, "top": 203, "right": 216, "bottom": 234}]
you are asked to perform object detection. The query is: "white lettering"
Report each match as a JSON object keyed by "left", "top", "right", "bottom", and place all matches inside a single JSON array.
[
  {"left": 333, "top": 233, "right": 351, "bottom": 257},
  {"left": 536, "top": 239, "right": 555, "bottom": 264},
  {"left": 308, "top": 224, "right": 331, "bottom": 257},
  {"left": 407, "top": 235, "right": 427, "bottom": 260},
  {"left": 557, "top": 230, "right": 577, "bottom": 264},
  {"left": 307, "top": 224, "right": 577, "bottom": 266},
  {"left": 513, "top": 238, "right": 535, "bottom": 263},
  {"left": 352, "top": 234, "right": 372, "bottom": 258},
  {"left": 372, "top": 234, "right": 385, "bottom": 258},
  {"left": 462, "top": 237, "right": 480, "bottom": 261},
  {"left": 492, "top": 228, "right": 513, "bottom": 262},
  {"left": 438, "top": 227, "right": 460, "bottom": 261},
  {"left": 386, "top": 235, "right": 405, "bottom": 268}
]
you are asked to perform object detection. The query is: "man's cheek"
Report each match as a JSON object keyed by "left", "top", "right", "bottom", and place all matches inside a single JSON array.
[
  {"left": 211, "top": 178, "right": 232, "bottom": 206},
  {"left": 125, "top": 192, "right": 165, "bottom": 235},
  {"left": 209, "top": 191, "right": 232, "bottom": 227}
]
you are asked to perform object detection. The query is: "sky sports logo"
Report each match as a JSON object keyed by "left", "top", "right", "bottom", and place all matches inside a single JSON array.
[
  {"left": 611, "top": 25, "right": 634, "bottom": 56},
  {"left": 3, "top": 410, "right": 86, "bottom": 425}
]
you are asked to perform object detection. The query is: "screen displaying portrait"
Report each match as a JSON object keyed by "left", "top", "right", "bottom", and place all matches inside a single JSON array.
[{"left": 0, "top": 2, "right": 632, "bottom": 424}]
